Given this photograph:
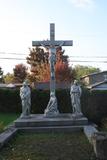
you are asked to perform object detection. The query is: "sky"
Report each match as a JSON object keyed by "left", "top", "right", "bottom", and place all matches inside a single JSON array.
[{"left": 0, "top": 0, "right": 107, "bottom": 74}]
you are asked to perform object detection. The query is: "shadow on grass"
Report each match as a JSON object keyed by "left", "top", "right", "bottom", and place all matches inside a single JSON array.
[{"left": 0, "top": 132, "right": 96, "bottom": 160}]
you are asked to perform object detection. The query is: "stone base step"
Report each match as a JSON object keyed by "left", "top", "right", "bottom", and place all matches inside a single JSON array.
[
  {"left": 17, "top": 125, "right": 84, "bottom": 133},
  {"left": 0, "top": 126, "right": 18, "bottom": 149},
  {"left": 15, "top": 114, "right": 88, "bottom": 128}
]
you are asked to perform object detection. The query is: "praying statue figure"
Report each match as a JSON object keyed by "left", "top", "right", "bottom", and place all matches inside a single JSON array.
[
  {"left": 44, "top": 91, "right": 59, "bottom": 117},
  {"left": 70, "top": 80, "right": 83, "bottom": 117},
  {"left": 20, "top": 80, "right": 31, "bottom": 118}
]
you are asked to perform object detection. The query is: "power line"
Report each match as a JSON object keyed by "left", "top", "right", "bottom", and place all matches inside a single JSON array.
[
  {"left": 0, "top": 52, "right": 27, "bottom": 56},
  {"left": 1, "top": 51, "right": 107, "bottom": 59},
  {"left": 69, "top": 56, "right": 107, "bottom": 58},
  {"left": 0, "top": 57, "right": 107, "bottom": 63},
  {"left": 0, "top": 57, "right": 26, "bottom": 60},
  {"left": 69, "top": 60, "right": 107, "bottom": 63}
]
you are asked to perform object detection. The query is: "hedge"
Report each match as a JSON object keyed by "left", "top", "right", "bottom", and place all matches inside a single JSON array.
[
  {"left": 0, "top": 89, "right": 21, "bottom": 113},
  {"left": 81, "top": 89, "right": 107, "bottom": 124},
  {"left": 0, "top": 88, "right": 107, "bottom": 124},
  {"left": 0, "top": 89, "right": 71, "bottom": 114}
]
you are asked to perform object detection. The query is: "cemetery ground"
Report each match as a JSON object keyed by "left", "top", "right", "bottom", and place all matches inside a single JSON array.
[
  {"left": 0, "top": 131, "right": 96, "bottom": 160},
  {"left": 0, "top": 113, "right": 107, "bottom": 160},
  {"left": 0, "top": 113, "right": 97, "bottom": 160}
]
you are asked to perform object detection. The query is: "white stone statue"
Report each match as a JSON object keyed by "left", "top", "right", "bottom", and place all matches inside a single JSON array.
[
  {"left": 44, "top": 91, "right": 59, "bottom": 117},
  {"left": 70, "top": 80, "right": 83, "bottom": 117},
  {"left": 20, "top": 80, "right": 31, "bottom": 118},
  {"left": 48, "top": 47, "right": 56, "bottom": 80}
]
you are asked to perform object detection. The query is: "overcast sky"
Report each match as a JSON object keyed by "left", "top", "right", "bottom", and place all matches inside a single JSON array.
[{"left": 0, "top": 0, "right": 107, "bottom": 74}]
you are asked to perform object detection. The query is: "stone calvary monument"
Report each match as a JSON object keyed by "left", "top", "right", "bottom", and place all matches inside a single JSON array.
[
  {"left": 4, "top": 24, "right": 103, "bottom": 159},
  {"left": 32, "top": 23, "right": 73, "bottom": 117},
  {"left": 15, "top": 23, "right": 88, "bottom": 133}
]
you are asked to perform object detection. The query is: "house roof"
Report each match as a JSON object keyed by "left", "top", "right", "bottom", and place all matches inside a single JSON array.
[
  {"left": 81, "top": 71, "right": 107, "bottom": 79},
  {"left": 0, "top": 84, "right": 7, "bottom": 88},
  {"left": 0, "top": 83, "right": 23, "bottom": 88},
  {"left": 87, "top": 80, "right": 107, "bottom": 89}
]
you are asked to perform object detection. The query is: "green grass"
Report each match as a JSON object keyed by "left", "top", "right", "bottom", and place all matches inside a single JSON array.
[
  {"left": 0, "top": 132, "right": 96, "bottom": 160},
  {"left": 0, "top": 113, "right": 19, "bottom": 126},
  {"left": 0, "top": 113, "right": 19, "bottom": 132}
]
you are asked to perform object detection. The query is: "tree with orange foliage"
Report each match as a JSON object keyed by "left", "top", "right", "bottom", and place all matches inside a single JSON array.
[
  {"left": 13, "top": 64, "right": 28, "bottom": 83},
  {"left": 27, "top": 47, "right": 49, "bottom": 82},
  {"left": 26, "top": 46, "right": 74, "bottom": 83},
  {"left": 55, "top": 46, "right": 73, "bottom": 82},
  {"left": 55, "top": 61, "right": 72, "bottom": 82}
]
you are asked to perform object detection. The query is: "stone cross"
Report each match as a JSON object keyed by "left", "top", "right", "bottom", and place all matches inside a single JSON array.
[{"left": 32, "top": 23, "right": 73, "bottom": 117}]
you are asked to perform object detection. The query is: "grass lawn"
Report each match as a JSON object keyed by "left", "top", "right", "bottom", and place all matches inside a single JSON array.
[
  {"left": 0, "top": 132, "right": 96, "bottom": 160},
  {"left": 0, "top": 113, "right": 19, "bottom": 131},
  {"left": 0, "top": 113, "right": 19, "bottom": 126}
]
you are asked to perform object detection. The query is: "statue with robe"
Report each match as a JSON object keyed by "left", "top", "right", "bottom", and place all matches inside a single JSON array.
[
  {"left": 20, "top": 80, "right": 31, "bottom": 118},
  {"left": 70, "top": 80, "right": 83, "bottom": 117}
]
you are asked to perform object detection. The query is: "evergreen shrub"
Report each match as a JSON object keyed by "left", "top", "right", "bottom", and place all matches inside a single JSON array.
[{"left": 0, "top": 88, "right": 107, "bottom": 124}]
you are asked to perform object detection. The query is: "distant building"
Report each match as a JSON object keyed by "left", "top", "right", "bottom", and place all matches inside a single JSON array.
[
  {"left": 35, "top": 82, "right": 70, "bottom": 90},
  {"left": 0, "top": 84, "right": 8, "bottom": 89},
  {"left": 87, "top": 80, "right": 107, "bottom": 91},
  {"left": 81, "top": 71, "right": 107, "bottom": 91},
  {"left": 0, "top": 83, "right": 23, "bottom": 89},
  {"left": 81, "top": 71, "right": 107, "bottom": 86}
]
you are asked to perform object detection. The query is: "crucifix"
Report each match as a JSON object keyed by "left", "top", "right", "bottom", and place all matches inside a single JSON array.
[{"left": 32, "top": 23, "right": 73, "bottom": 117}]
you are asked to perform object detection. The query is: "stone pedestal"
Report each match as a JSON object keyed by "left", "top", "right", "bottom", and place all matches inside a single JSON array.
[
  {"left": 14, "top": 114, "right": 88, "bottom": 133},
  {"left": 71, "top": 112, "right": 83, "bottom": 119}
]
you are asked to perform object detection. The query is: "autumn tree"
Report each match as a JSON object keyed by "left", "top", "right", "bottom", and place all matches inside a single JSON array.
[
  {"left": 13, "top": 63, "right": 28, "bottom": 83},
  {"left": 26, "top": 46, "right": 73, "bottom": 83},
  {"left": 4, "top": 73, "right": 14, "bottom": 84},
  {"left": 55, "top": 61, "right": 72, "bottom": 82},
  {"left": 27, "top": 47, "right": 48, "bottom": 82},
  {"left": 55, "top": 47, "right": 74, "bottom": 82},
  {"left": 74, "top": 65, "right": 100, "bottom": 80}
]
